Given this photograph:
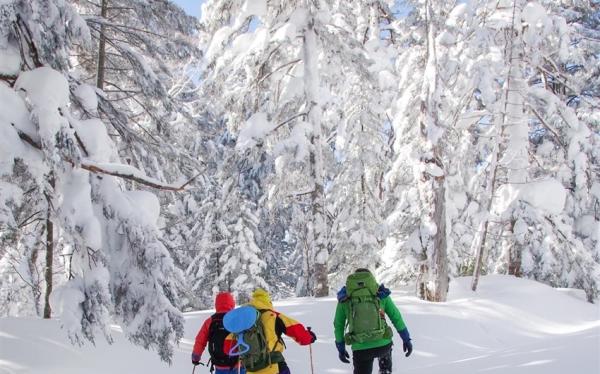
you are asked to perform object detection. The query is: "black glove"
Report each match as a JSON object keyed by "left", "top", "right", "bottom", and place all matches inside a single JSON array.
[
  {"left": 403, "top": 340, "right": 413, "bottom": 357},
  {"left": 335, "top": 341, "right": 350, "bottom": 363},
  {"left": 192, "top": 360, "right": 200, "bottom": 366},
  {"left": 307, "top": 327, "right": 317, "bottom": 343}
]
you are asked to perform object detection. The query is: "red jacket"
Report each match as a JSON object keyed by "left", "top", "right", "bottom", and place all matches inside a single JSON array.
[{"left": 192, "top": 292, "right": 238, "bottom": 368}]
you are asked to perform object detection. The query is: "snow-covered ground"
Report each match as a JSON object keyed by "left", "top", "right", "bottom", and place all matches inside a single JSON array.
[{"left": 1, "top": 276, "right": 598, "bottom": 374}]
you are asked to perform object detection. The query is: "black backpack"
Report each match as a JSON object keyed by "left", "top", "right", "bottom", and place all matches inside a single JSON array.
[{"left": 208, "top": 312, "right": 239, "bottom": 367}]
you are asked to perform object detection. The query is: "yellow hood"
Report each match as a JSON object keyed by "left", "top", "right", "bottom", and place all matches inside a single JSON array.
[{"left": 249, "top": 288, "right": 273, "bottom": 310}]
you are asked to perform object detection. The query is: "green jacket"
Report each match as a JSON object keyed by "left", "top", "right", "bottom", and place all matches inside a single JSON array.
[{"left": 333, "top": 295, "right": 407, "bottom": 351}]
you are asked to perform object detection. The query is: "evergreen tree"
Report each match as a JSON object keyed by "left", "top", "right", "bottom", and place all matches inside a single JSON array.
[{"left": 0, "top": 0, "right": 186, "bottom": 361}]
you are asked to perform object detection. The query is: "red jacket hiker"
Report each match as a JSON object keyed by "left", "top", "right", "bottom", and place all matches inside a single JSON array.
[{"left": 192, "top": 292, "right": 240, "bottom": 370}]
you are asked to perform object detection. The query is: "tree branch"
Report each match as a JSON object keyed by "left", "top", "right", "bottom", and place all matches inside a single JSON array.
[
  {"left": 85, "top": 17, "right": 167, "bottom": 39},
  {"left": 14, "top": 126, "right": 196, "bottom": 192},
  {"left": 256, "top": 59, "right": 301, "bottom": 86},
  {"left": 80, "top": 162, "right": 196, "bottom": 191},
  {"left": 527, "top": 104, "right": 568, "bottom": 151},
  {"left": 272, "top": 112, "right": 308, "bottom": 133}
]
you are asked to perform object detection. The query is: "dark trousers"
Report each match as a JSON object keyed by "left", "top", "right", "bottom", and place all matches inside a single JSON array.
[
  {"left": 248, "top": 362, "right": 289, "bottom": 374},
  {"left": 214, "top": 369, "right": 246, "bottom": 374},
  {"left": 352, "top": 343, "right": 393, "bottom": 374},
  {"left": 277, "top": 361, "right": 290, "bottom": 374}
]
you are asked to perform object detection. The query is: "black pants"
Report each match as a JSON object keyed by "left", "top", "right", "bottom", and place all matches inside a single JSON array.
[
  {"left": 352, "top": 343, "right": 393, "bottom": 374},
  {"left": 277, "top": 361, "right": 290, "bottom": 374}
]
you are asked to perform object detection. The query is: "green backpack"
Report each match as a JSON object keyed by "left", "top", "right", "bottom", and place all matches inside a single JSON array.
[
  {"left": 343, "top": 271, "right": 393, "bottom": 345},
  {"left": 233, "top": 309, "right": 284, "bottom": 371}
]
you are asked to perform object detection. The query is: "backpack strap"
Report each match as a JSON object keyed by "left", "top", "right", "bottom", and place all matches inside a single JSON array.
[
  {"left": 273, "top": 313, "right": 287, "bottom": 350},
  {"left": 258, "top": 309, "right": 287, "bottom": 366},
  {"left": 256, "top": 309, "right": 284, "bottom": 351},
  {"left": 208, "top": 312, "right": 240, "bottom": 369}
]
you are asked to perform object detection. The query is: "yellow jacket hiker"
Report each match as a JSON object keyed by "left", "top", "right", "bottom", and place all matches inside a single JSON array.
[{"left": 242, "top": 288, "right": 316, "bottom": 374}]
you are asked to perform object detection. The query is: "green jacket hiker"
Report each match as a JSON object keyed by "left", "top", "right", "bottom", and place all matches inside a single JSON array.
[{"left": 333, "top": 268, "right": 413, "bottom": 374}]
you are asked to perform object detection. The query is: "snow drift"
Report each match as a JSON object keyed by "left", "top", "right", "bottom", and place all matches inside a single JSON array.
[{"left": 0, "top": 276, "right": 598, "bottom": 374}]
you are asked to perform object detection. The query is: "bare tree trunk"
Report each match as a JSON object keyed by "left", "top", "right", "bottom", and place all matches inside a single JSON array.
[
  {"left": 430, "top": 170, "right": 449, "bottom": 301},
  {"left": 28, "top": 246, "right": 42, "bottom": 316},
  {"left": 96, "top": 0, "right": 109, "bottom": 89},
  {"left": 503, "top": 0, "right": 527, "bottom": 277},
  {"left": 43, "top": 214, "right": 53, "bottom": 319},
  {"left": 415, "top": 0, "right": 449, "bottom": 303},
  {"left": 508, "top": 220, "right": 523, "bottom": 277},
  {"left": 43, "top": 175, "right": 55, "bottom": 319},
  {"left": 416, "top": 263, "right": 427, "bottom": 300},
  {"left": 471, "top": 219, "right": 489, "bottom": 291}
]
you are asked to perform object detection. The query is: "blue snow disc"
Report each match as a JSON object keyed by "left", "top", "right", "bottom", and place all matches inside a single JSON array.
[{"left": 223, "top": 306, "right": 258, "bottom": 333}]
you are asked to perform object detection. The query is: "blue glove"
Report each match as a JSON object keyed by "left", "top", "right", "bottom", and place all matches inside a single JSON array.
[
  {"left": 335, "top": 341, "right": 350, "bottom": 363},
  {"left": 398, "top": 328, "right": 413, "bottom": 357},
  {"left": 377, "top": 284, "right": 391, "bottom": 299}
]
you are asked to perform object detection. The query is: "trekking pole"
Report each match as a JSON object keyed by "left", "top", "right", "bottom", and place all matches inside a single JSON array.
[
  {"left": 309, "top": 343, "right": 315, "bottom": 374},
  {"left": 308, "top": 327, "right": 315, "bottom": 374}
]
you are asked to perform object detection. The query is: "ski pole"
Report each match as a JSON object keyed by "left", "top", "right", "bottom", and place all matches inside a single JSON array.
[
  {"left": 308, "top": 327, "right": 315, "bottom": 374},
  {"left": 309, "top": 343, "right": 315, "bottom": 374}
]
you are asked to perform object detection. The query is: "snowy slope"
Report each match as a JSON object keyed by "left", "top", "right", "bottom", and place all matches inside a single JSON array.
[{"left": 1, "top": 276, "right": 598, "bottom": 374}]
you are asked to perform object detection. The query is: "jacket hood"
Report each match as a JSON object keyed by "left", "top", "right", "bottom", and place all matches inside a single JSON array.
[
  {"left": 215, "top": 292, "right": 235, "bottom": 313},
  {"left": 249, "top": 288, "right": 273, "bottom": 310}
]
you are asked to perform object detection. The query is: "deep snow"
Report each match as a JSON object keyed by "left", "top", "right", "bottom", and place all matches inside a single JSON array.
[{"left": 0, "top": 276, "right": 598, "bottom": 374}]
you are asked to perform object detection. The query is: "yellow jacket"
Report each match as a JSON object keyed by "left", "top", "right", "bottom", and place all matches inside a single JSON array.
[{"left": 245, "top": 289, "right": 314, "bottom": 374}]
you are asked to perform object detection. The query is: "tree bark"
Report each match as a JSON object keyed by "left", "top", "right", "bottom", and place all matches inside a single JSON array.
[
  {"left": 29, "top": 246, "right": 42, "bottom": 316},
  {"left": 96, "top": 0, "right": 109, "bottom": 89},
  {"left": 503, "top": 0, "right": 528, "bottom": 277},
  {"left": 43, "top": 175, "right": 55, "bottom": 319},
  {"left": 416, "top": 0, "right": 449, "bottom": 302},
  {"left": 430, "top": 171, "right": 449, "bottom": 302},
  {"left": 471, "top": 219, "right": 489, "bottom": 291},
  {"left": 508, "top": 220, "right": 523, "bottom": 277}
]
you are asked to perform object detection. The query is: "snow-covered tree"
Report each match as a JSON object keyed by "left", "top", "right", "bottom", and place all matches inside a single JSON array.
[
  {"left": 0, "top": 0, "right": 187, "bottom": 361},
  {"left": 381, "top": 0, "right": 459, "bottom": 302},
  {"left": 452, "top": 0, "right": 600, "bottom": 301},
  {"left": 208, "top": 148, "right": 268, "bottom": 301},
  {"left": 199, "top": 0, "right": 407, "bottom": 296},
  {"left": 328, "top": 0, "right": 398, "bottom": 290}
]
